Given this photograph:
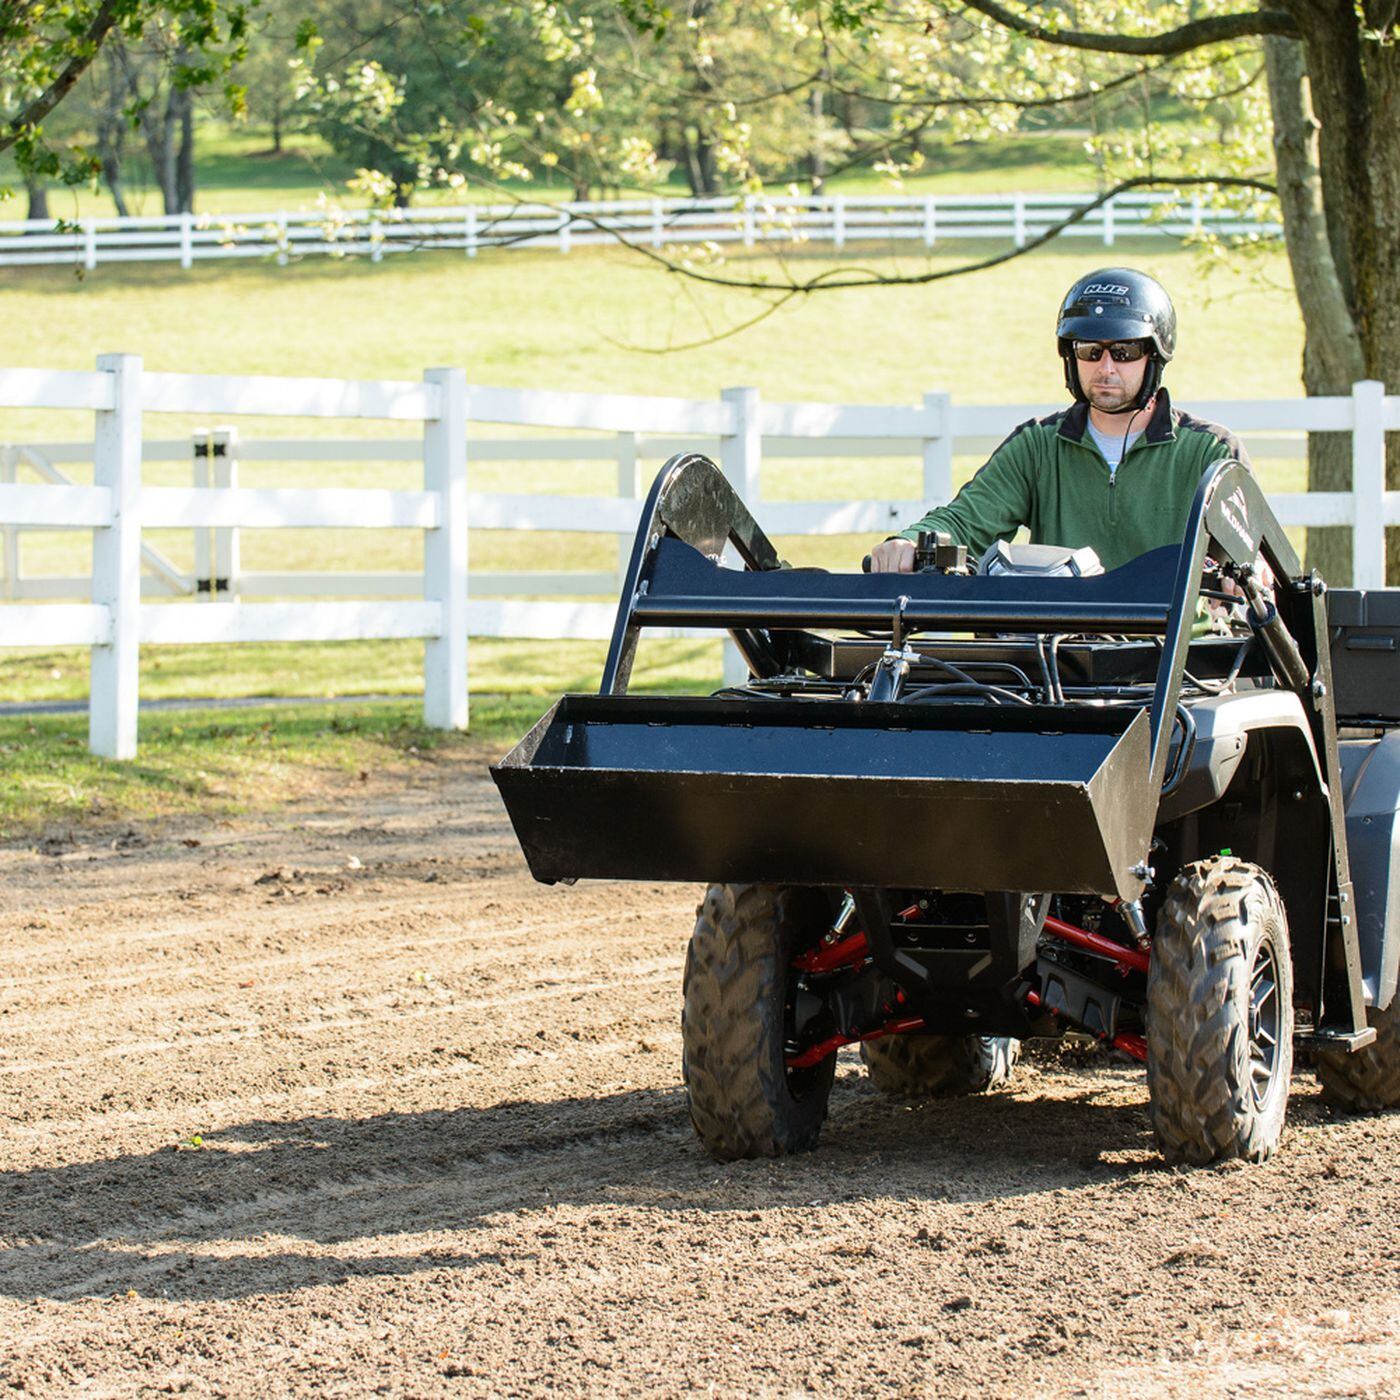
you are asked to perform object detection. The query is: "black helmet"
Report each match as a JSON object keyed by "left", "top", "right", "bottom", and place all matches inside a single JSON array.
[{"left": 1056, "top": 267, "right": 1176, "bottom": 410}]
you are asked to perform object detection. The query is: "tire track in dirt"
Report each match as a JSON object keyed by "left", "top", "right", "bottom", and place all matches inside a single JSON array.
[
  {"left": 0, "top": 958, "right": 680, "bottom": 1078},
  {"left": 0, "top": 876, "right": 679, "bottom": 981},
  {"left": 3, "top": 749, "right": 1400, "bottom": 1397}
]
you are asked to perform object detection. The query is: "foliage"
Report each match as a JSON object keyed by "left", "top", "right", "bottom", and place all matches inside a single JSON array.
[
  {"left": 283, "top": 3, "right": 1279, "bottom": 235},
  {"left": 0, "top": 0, "right": 258, "bottom": 197}
]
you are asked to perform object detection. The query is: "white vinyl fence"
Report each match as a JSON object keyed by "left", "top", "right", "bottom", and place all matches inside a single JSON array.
[
  {"left": 0, "top": 358, "right": 1396, "bottom": 759},
  {"left": 0, "top": 191, "right": 1279, "bottom": 271}
]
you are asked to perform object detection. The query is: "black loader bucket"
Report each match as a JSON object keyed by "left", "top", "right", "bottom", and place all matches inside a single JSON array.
[{"left": 492, "top": 695, "right": 1156, "bottom": 902}]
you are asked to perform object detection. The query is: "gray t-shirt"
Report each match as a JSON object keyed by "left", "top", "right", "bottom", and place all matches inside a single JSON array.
[{"left": 1087, "top": 421, "right": 1143, "bottom": 475}]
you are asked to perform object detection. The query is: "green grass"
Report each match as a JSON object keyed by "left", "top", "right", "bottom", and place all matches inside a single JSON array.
[
  {"left": 0, "top": 239, "right": 1299, "bottom": 422},
  {"left": 0, "top": 235, "right": 1306, "bottom": 586},
  {"left": 0, "top": 698, "right": 542, "bottom": 841},
  {"left": 2, "top": 635, "right": 723, "bottom": 704},
  {"left": 0, "top": 233, "right": 1307, "bottom": 833},
  {"left": 0, "top": 634, "right": 721, "bottom": 839}
]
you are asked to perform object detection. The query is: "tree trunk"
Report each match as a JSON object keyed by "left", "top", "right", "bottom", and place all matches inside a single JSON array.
[
  {"left": 176, "top": 87, "right": 195, "bottom": 213},
  {"left": 132, "top": 76, "right": 180, "bottom": 214},
  {"left": 683, "top": 127, "right": 718, "bottom": 197},
  {"left": 24, "top": 176, "right": 49, "bottom": 222},
  {"left": 1264, "top": 34, "right": 1364, "bottom": 585},
  {"left": 1288, "top": 2, "right": 1400, "bottom": 582},
  {"left": 157, "top": 88, "right": 180, "bottom": 213},
  {"left": 808, "top": 87, "right": 826, "bottom": 196},
  {"left": 96, "top": 105, "right": 131, "bottom": 217},
  {"left": 102, "top": 152, "right": 131, "bottom": 218}
]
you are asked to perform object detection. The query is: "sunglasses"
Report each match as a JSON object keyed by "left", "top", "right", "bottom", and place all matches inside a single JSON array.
[{"left": 1073, "top": 340, "right": 1149, "bottom": 363}]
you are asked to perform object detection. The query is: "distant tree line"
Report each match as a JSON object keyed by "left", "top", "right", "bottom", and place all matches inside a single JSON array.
[{"left": 12, "top": 2, "right": 1235, "bottom": 217}]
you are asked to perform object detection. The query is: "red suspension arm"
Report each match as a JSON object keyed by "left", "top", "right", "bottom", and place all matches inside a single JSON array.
[
  {"left": 786, "top": 1014, "right": 925, "bottom": 1071},
  {"left": 1026, "top": 989, "right": 1147, "bottom": 1063},
  {"left": 1043, "top": 914, "right": 1149, "bottom": 976}
]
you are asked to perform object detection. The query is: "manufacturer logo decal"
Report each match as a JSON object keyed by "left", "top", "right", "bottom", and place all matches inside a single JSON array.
[
  {"left": 1083, "top": 282, "right": 1130, "bottom": 296},
  {"left": 1220, "top": 485, "right": 1257, "bottom": 552}
]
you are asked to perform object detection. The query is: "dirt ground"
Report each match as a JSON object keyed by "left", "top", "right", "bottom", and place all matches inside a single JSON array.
[{"left": 3, "top": 747, "right": 1400, "bottom": 1399}]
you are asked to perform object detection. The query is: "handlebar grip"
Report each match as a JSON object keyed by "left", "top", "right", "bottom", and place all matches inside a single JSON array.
[{"left": 861, "top": 555, "right": 872, "bottom": 573}]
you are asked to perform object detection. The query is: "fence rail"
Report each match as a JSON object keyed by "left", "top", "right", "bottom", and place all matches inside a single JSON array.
[
  {"left": 0, "top": 357, "right": 1394, "bottom": 757},
  {"left": 0, "top": 191, "right": 1280, "bottom": 271}
]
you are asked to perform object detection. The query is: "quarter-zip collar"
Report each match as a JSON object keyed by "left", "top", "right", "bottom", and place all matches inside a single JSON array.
[{"left": 1057, "top": 387, "right": 1177, "bottom": 448}]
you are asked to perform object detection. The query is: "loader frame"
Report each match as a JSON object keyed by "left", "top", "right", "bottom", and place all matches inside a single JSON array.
[{"left": 493, "top": 453, "right": 1373, "bottom": 1052}]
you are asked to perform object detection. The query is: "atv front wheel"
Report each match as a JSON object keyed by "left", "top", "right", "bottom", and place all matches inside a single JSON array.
[
  {"left": 682, "top": 882, "right": 835, "bottom": 1160},
  {"left": 1316, "top": 998, "right": 1400, "bottom": 1110},
  {"left": 1146, "top": 857, "right": 1293, "bottom": 1164},
  {"left": 860, "top": 1033, "right": 1020, "bottom": 1098}
]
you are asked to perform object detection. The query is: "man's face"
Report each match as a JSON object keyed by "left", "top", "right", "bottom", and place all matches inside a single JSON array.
[{"left": 1076, "top": 340, "right": 1150, "bottom": 412}]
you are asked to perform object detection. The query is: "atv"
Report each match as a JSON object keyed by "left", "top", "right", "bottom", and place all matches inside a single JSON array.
[{"left": 492, "top": 454, "right": 1400, "bottom": 1165}]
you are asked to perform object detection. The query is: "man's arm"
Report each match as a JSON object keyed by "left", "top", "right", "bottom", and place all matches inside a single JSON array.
[{"left": 868, "top": 430, "right": 1036, "bottom": 573}]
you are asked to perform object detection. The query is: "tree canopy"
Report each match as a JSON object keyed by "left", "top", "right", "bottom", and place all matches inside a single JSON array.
[{"left": 0, "top": 0, "right": 256, "bottom": 194}]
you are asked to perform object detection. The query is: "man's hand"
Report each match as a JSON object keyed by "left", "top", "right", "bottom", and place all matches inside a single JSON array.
[
  {"left": 868, "top": 538, "right": 916, "bottom": 573},
  {"left": 1219, "top": 556, "right": 1276, "bottom": 606},
  {"left": 1211, "top": 555, "right": 1275, "bottom": 627}
]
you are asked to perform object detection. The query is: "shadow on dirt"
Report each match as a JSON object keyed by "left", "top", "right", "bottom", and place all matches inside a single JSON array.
[{"left": 0, "top": 1064, "right": 1184, "bottom": 1302}]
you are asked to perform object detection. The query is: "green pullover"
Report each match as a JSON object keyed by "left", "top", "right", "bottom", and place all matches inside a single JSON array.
[{"left": 898, "top": 389, "right": 1249, "bottom": 572}]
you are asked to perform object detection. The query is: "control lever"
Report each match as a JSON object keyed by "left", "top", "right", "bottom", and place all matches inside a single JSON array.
[{"left": 861, "top": 530, "right": 969, "bottom": 575}]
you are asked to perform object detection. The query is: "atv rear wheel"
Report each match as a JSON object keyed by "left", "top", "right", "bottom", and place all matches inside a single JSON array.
[
  {"left": 1316, "top": 998, "right": 1400, "bottom": 1110},
  {"left": 860, "top": 1033, "right": 1020, "bottom": 1098},
  {"left": 1146, "top": 857, "right": 1293, "bottom": 1164},
  {"left": 682, "top": 882, "right": 835, "bottom": 1160}
]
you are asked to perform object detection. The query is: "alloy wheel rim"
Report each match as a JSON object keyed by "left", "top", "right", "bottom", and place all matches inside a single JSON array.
[{"left": 1247, "top": 933, "right": 1282, "bottom": 1111}]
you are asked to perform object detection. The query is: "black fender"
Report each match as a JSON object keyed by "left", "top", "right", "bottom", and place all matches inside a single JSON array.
[{"left": 1339, "top": 732, "right": 1400, "bottom": 1011}]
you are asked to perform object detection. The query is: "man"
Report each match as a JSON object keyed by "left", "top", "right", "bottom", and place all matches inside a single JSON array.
[{"left": 868, "top": 267, "right": 1249, "bottom": 574}]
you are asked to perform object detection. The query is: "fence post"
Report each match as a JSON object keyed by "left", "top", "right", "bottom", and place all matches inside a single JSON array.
[
  {"left": 720, "top": 386, "right": 760, "bottom": 688},
  {"left": 923, "top": 195, "right": 937, "bottom": 248},
  {"left": 833, "top": 194, "right": 846, "bottom": 251},
  {"left": 1103, "top": 197, "right": 1116, "bottom": 248},
  {"left": 617, "top": 431, "right": 640, "bottom": 586},
  {"left": 179, "top": 211, "right": 193, "bottom": 269},
  {"left": 1352, "top": 379, "right": 1387, "bottom": 589},
  {"left": 90, "top": 353, "right": 142, "bottom": 760},
  {"left": 84, "top": 219, "right": 97, "bottom": 271},
  {"left": 214, "top": 426, "right": 240, "bottom": 597},
  {"left": 651, "top": 198, "right": 664, "bottom": 248},
  {"left": 1, "top": 445, "right": 16, "bottom": 601},
  {"left": 465, "top": 205, "right": 478, "bottom": 258},
  {"left": 1013, "top": 193, "right": 1026, "bottom": 248},
  {"left": 192, "top": 429, "right": 212, "bottom": 599},
  {"left": 743, "top": 195, "right": 756, "bottom": 248},
  {"left": 423, "top": 367, "right": 469, "bottom": 730},
  {"left": 922, "top": 391, "right": 954, "bottom": 507}
]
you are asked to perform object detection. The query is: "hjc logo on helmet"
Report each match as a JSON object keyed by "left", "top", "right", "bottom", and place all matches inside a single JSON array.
[{"left": 1082, "top": 282, "right": 1130, "bottom": 297}]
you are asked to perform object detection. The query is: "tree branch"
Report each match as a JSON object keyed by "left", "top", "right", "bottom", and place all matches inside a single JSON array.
[
  {"left": 568, "top": 174, "right": 1280, "bottom": 294},
  {"left": 827, "top": 59, "right": 1254, "bottom": 112},
  {"left": 952, "top": 1, "right": 1297, "bottom": 55},
  {"left": 0, "top": 0, "right": 124, "bottom": 155}
]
